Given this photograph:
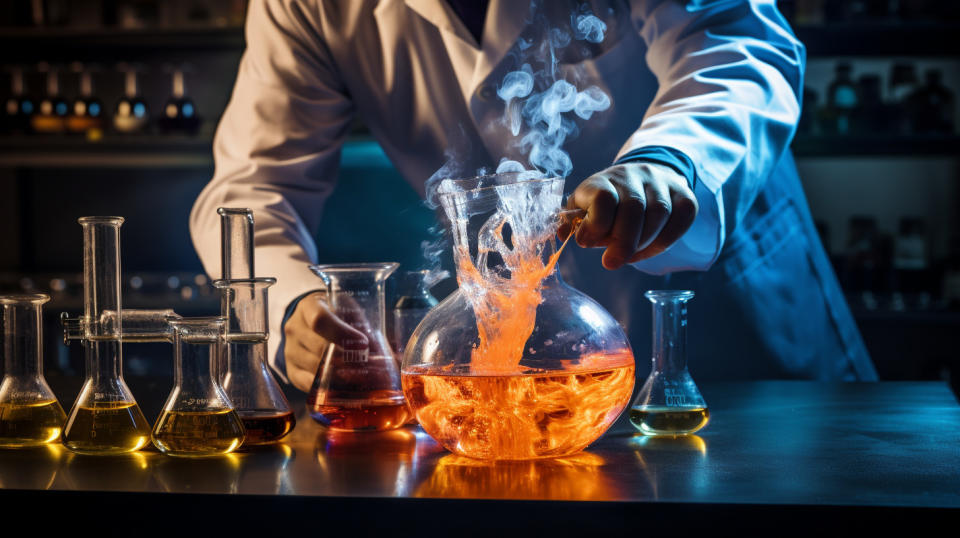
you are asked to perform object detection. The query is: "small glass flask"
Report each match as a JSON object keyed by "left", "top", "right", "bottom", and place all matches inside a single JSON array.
[
  {"left": 213, "top": 278, "right": 295, "bottom": 445},
  {"left": 630, "top": 290, "right": 709, "bottom": 436},
  {"left": 152, "top": 317, "right": 245, "bottom": 457},
  {"left": 391, "top": 270, "right": 439, "bottom": 356},
  {"left": 307, "top": 263, "right": 411, "bottom": 432},
  {"left": 62, "top": 217, "right": 151, "bottom": 455},
  {"left": 0, "top": 294, "right": 67, "bottom": 448}
]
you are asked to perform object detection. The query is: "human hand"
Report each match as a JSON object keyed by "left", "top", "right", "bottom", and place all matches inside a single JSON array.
[
  {"left": 283, "top": 291, "right": 368, "bottom": 392},
  {"left": 558, "top": 162, "right": 698, "bottom": 270}
]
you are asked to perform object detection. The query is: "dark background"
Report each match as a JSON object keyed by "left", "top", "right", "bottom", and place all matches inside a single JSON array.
[{"left": 0, "top": 1, "right": 957, "bottom": 384}]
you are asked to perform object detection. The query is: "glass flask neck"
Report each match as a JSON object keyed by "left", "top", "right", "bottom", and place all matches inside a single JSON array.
[
  {"left": 218, "top": 208, "right": 255, "bottom": 280},
  {"left": 647, "top": 291, "right": 693, "bottom": 374},
  {"left": 213, "top": 277, "right": 275, "bottom": 339},
  {"left": 171, "top": 319, "right": 225, "bottom": 391},
  {"left": 79, "top": 216, "right": 123, "bottom": 339},
  {"left": 1, "top": 295, "right": 49, "bottom": 377},
  {"left": 310, "top": 263, "right": 398, "bottom": 339}
]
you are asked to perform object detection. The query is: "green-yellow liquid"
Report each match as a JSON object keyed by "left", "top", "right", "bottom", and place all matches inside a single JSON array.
[
  {"left": 152, "top": 408, "right": 245, "bottom": 457},
  {"left": 62, "top": 401, "right": 151, "bottom": 454},
  {"left": 630, "top": 406, "right": 709, "bottom": 435},
  {"left": 0, "top": 400, "right": 67, "bottom": 448}
]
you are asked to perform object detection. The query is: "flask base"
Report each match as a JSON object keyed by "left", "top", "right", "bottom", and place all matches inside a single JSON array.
[{"left": 629, "top": 406, "right": 709, "bottom": 436}]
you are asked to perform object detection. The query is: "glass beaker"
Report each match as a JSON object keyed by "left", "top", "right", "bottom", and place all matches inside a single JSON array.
[
  {"left": 152, "top": 317, "right": 245, "bottom": 457},
  {"left": 306, "top": 262, "right": 411, "bottom": 432},
  {"left": 401, "top": 173, "right": 635, "bottom": 460},
  {"left": 629, "top": 290, "right": 709, "bottom": 436},
  {"left": 0, "top": 294, "right": 67, "bottom": 448},
  {"left": 62, "top": 217, "right": 151, "bottom": 455},
  {"left": 213, "top": 278, "right": 295, "bottom": 445},
  {"left": 391, "top": 270, "right": 440, "bottom": 356}
]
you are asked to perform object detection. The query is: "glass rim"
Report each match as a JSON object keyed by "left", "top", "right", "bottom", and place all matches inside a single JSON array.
[
  {"left": 644, "top": 290, "right": 695, "bottom": 300},
  {"left": 0, "top": 293, "right": 51, "bottom": 305},
  {"left": 437, "top": 173, "right": 562, "bottom": 200},
  {"left": 308, "top": 262, "right": 399, "bottom": 274},
  {"left": 211, "top": 277, "right": 277, "bottom": 288},
  {"left": 78, "top": 216, "right": 124, "bottom": 225}
]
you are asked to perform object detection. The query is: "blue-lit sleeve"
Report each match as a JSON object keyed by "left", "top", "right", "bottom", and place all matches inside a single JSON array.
[{"left": 620, "top": 0, "right": 805, "bottom": 274}]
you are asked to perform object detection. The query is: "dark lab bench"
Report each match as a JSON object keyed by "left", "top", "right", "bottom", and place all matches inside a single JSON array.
[{"left": 1, "top": 381, "right": 958, "bottom": 535}]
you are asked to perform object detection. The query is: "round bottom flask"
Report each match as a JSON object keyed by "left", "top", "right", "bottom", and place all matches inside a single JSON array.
[{"left": 401, "top": 174, "right": 635, "bottom": 460}]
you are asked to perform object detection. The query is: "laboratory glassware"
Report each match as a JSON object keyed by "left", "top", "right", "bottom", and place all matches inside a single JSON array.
[
  {"left": 66, "top": 62, "right": 104, "bottom": 135},
  {"left": 629, "top": 290, "right": 709, "bottom": 436},
  {"left": 61, "top": 308, "right": 179, "bottom": 343},
  {"left": 214, "top": 207, "right": 295, "bottom": 444},
  {"left": 62, "top": 217, "right": 151, "bottom": 455},
  {"left": 114, "top": 63, "right": 149, "bottom": 134},
  {"left": 3, "top": 66, "right": 34, "bottom": 134},
  {"left": 214, "top": 278, "right": 295, "bottom": 444},
  {"left": 401, "top": 173, "right": 635, "bottom": 460},
  {"left": 307, "top": 262, "right": 411, "bottom": 432},
  {"left": 152, "top": 317, "right": 245, "bottom": 457},
  {"left": 159, "top": 65, "right": 200, "bottom": 134},
  {"left": 32, "top": 62, "right": 68, "bottom": 134},
  {"left": 391, "top": 270, "right": 439, "bottom": 356},
  {"left": 0, "top": 294, "right": 67, "bottom": 448}
]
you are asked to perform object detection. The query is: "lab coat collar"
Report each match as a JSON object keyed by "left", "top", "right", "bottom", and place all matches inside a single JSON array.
[{"left": 400, "top": 0, "right": 529, "bottom": 104}]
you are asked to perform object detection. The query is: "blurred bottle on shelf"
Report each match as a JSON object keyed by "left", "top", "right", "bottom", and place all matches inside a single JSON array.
[
  {"left": 159, "top": 65, "right": 200, "bottom": 135},
  {"left": 2, "top": 66, "right": 34, "bottom": 134},
  {"left": 889, "top": 63, "right": 919, "bottom": 134},
  {"left": 856, "top": 73, "right": 886, "bottom": 133},
  {"left": 892, "top": 217, "right": 931, "bottom": 310},
  {"left": 791, "top": 0, "right": 825, "bottom": 24},
  {"left": 798, "top": 86, "right": 818, "bottom": 134},
  {"left": 823, "top": 62, "right": 859, "bottom": 135},
  {"left": 908, "top": 69, "right": 955, "bottom": 134},
  {"left": 114, "top": 63, "right": 149, "bottom": 134},
  {"left": 390, "top": 270, "right": 439, "bottom": 357},
  {"left": 843, "top": 216, "right": 881, "bottom": 309},
  {"left": 31, "top": 62, "right": 68, "bottom": 134},
  {"left": 66, "top": 63, "right": 105, "bottom": 138}
]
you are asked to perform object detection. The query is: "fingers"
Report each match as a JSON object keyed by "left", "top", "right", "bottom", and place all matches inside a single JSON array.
[
  {"left": 568, "top": 163, "right": 698, "bottom": 269},
  {"left": 571, "top": 175, "right": 618, "bottom": 248},
  {"left": 282, "top": 291, "right": 370, "bottom": 392},
  {"left": 630, "top": 188, "right": 698, "bottom": 262}
]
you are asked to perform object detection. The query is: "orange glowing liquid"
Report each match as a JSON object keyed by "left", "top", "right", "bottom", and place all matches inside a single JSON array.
[{"left": 402, "top": 360, "right": 635, "bottom": 460}]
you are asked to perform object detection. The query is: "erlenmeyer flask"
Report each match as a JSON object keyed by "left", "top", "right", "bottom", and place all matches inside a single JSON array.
[
  {"left": 152, "top": 317, "right": 245, "bottom": 457},
  {"left": 629, "top": 290, "right": 709, "bottom": 436},
  {"left": 391, "top": 270, "right": 440, "bottom": 356},
  {"left": 306, "top": 263, "right": 411, "bottom": 432},
  {"left": 401, "top": 173, "right": 635, "bottom": 460},
  {"left": 213, "top": 278, "right": 295, "bottom": 445},
  {"left": 0, "top": 294, "right": 67, "bottom": 448},
  {"left": 62, "top": 217, "right": 151, "bottom": 455}
]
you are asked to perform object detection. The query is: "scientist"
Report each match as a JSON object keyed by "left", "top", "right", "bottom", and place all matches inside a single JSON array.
[{"left": 190, "top": 0, "right": 877, "bottom": 391}]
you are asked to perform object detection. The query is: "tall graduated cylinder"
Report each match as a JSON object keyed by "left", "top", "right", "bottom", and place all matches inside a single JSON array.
[
  {"left": 62, "top": 217, "right": 151, "bottom": 455},
  {"left": 401, "top": 174, "right": 635, "bottom": 460}
]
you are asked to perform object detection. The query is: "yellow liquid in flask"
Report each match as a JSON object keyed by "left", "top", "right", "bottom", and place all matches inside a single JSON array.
[
  {"left": 630, "top": 406, "right": 709, "bottom": 435},
  {"left": 0, "top": 400, "right": 67, "bottom": 448},
  {"left": 62, "top": 401, "right": 151, "bottom": 454},
  {"left": 152, "top": 409, "right": 245, "bottom": 457}
]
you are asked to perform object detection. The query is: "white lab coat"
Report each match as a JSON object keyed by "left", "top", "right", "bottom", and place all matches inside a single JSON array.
[{"left": 191, "top": 0, "right": 877, "bottom": 382}]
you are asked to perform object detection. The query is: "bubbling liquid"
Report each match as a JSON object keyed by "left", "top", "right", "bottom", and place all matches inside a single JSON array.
[{"left": 402, "top": 357, "right": 634, "bottom": 460}]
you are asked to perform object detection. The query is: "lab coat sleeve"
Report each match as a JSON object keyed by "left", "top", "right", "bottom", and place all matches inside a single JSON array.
[
  {"left": 620, "top": 0, "right": 804, "bottom": 274},
  {"left": 189, "top": 0, "right": 353, "bottom": 382}
]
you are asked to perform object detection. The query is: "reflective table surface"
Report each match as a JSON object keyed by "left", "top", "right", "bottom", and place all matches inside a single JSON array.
[{"left": 2, "top": 380, "right": 958, "bottom": 533}]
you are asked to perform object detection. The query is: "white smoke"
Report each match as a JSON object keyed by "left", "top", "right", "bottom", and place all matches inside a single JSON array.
[{"left": 495, "top": 2, "right": 612, "bottom": 179}]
